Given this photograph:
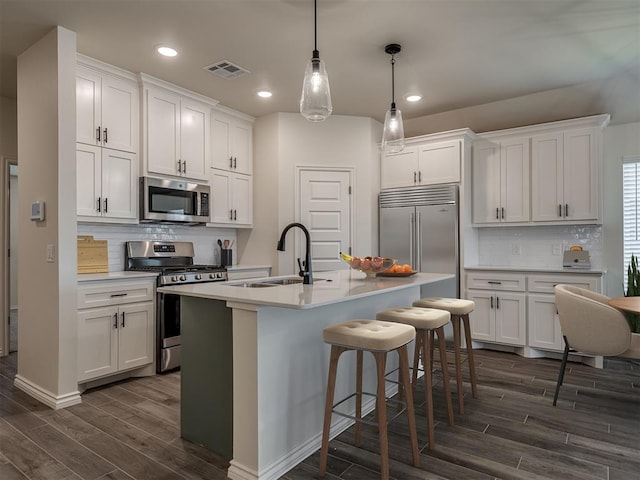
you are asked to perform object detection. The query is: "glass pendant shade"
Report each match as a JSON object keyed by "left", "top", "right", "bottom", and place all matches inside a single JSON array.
[
  {"left": 300, "top": 53, "right": 332, "bottom": 121},
  {"left": 381, "top": 104, "right": 405, "bottom": 154}
]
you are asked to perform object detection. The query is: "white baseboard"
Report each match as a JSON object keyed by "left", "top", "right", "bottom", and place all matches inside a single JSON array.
[{"left": 14, "top": 374, "right": 81, "bottom": 410}]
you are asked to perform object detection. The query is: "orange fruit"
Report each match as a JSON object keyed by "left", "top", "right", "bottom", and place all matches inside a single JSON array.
[{"left": 402, "top": 264, "right": 413, "bottom": 273}]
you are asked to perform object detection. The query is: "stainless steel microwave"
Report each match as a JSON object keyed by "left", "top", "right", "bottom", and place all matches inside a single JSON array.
[{"left": 140, "top": 177, "right": 210, "bottom": 224}]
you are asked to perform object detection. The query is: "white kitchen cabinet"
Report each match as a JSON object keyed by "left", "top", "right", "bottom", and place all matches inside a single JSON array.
[
  {"left": 531, "top": 127, "right": 599, "bottom": 223},
  {"left": 381, "top": 140, "right": 460, "bottom": 189},
  {"left": 466, "top": 272, "right": 527, "bottom": 346},
  {"left": 77, "top": 278, "right": 155, "bottom": 383},
  {"left": 527, "top": 273, "right": 601, "bottom": 351},
  {"left": 145, "top": 87, "right": 210, "bottom": 181},
  {"left": 472, "top": 137, "right": 529, "bottom": 224},
  {"left": 211, "top": 110, "right": 253, "bottom": 175},
  {"left": 76, "top": 144, "right": 138, "bottom": 222},
  {"left": 76, "top": 63, "right": 138, "bottom": 154},
  {"left": 209, "top": 169, "right": 253, "bottom": 227}
]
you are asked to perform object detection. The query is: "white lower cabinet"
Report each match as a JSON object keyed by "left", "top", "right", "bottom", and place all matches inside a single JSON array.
[
  {"left": 77, "top": 278, "right": 155, "bottom": 383},
  {"left": 527, "top": 273, "right": 601, "bottom": 351},
  {"left": 466, "top": 269, "right": 603, "bottom": 355},
  {"left": 466, "top": 272, "right": 527, "bottom": 346}
]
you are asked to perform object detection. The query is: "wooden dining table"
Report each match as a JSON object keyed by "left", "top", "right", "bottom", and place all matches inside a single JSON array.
[{"left": 608, "top": 296, "right": 640, "bottom": 314}]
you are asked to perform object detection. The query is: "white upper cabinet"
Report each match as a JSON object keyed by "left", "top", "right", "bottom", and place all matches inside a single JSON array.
[
  {"left": 76, "top": 63, "right": 138, "bottom": 154},
  {"left": 531, "top": 127, "right": 599, "bottom": 223},
  {"left": 209, "top": 169, "right": 253, "bottom": 227},
  {"left": 211, "top": 110, "right": 253, "bottom": 175},
  {"left": 472, "top": 137, "right": 530, "bottom": 224},
  {"left": 381, "top": 140, "right": 461, "bottom": 189},
  {"left": 76, "top": 144, "right": 138, "bottom": 222},
  {"left": 145, "top": 86, "right": 210, "bottom": 181}
]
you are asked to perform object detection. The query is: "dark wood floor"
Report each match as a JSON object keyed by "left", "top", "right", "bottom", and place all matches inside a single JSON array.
[{"left": 1, "top": 348, "right": 639, "bottom": 480}]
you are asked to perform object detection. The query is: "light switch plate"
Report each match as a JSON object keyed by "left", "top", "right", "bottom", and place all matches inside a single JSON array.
[{"left": 46, "top": 244, "right": 55, "bottom": 263}]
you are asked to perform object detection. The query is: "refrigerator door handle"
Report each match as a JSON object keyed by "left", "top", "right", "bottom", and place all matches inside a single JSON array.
[
  {"left": 409, "top": 212, "right": 415, "bottom": 267},
  {"left": 416, "top": 211, "right": 422, "bottom": 270}
]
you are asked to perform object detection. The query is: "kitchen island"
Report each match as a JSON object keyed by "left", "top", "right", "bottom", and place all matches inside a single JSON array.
[{"left": 158, "top": 270, "right": 453, "bottom": 480}]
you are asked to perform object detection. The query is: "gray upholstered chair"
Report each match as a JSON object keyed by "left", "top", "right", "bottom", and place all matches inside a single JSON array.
[{"left": 552, "top": 284, "right": 635, "bottom": 405}]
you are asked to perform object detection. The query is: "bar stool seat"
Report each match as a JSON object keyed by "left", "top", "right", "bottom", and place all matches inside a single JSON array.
[
  {"left": 413, "top": 297, "right": 478, "bottom": 414},
  {"left": 320, "top": 320, "right": 419, "bottom": 480},
  {"left": 376, "top": 307, "right": 455, "bottom": 448}
]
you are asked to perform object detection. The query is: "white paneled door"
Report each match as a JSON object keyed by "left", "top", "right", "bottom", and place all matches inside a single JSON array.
[{"left": 299, "top": 169, "right": 352, "bottom": 272}]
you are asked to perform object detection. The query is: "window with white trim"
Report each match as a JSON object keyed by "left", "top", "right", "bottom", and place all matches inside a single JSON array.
[{"left": 623, "top": 155, "right": 640, "bottom": 291}]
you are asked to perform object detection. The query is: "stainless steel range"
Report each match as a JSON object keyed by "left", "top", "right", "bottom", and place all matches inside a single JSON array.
[{"left": 125, "top": 241, "right": 228, "bottom": 373}]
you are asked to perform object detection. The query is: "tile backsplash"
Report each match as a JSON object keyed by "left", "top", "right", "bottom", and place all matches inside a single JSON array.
[
  {"left": 477, "top": 225, "right": 603, "bottom": 269},
  {"left": 78, "top": 224, "right": 237, "bottom": 271}
]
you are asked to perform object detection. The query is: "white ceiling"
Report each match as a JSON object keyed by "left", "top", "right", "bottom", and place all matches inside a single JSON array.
[{"left": 1, "top": 0, "right": 639, "bottom": 124}]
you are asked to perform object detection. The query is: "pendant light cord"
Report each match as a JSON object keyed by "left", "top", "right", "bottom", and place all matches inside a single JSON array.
[
  {"left": 313, "top": 0, "right": 318, "bottom": 55},
  {"left": 390, "top": 54, "right": 396, "bottom": 108}
]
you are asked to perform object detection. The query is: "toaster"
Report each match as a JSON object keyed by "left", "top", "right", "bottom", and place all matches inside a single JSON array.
[{"left": 562, "top": 250, "right": 591, "bottom": 269}]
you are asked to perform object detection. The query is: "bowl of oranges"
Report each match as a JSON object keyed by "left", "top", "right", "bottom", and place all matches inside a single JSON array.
[
  {"left": 377, "top": 263, "right": 417, "bottom": 277},
  {"left": 339, "top": 252, "right": 396, "bottom": 278}
]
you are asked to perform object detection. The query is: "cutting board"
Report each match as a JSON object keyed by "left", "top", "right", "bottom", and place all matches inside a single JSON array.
[{"left": 77, "top": 235, "right": 109, "bottom": 273}]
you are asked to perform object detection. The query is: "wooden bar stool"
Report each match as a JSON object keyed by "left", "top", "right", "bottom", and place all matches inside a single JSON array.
[
  {"left": 376, "top": 307, "right": 454, "bottom": 449},
  {"left": 319, "top": 320, "right": 419, "bottom": 480},
  {"left": 413, "top": 297, "right": 478, "bottom": 414}
]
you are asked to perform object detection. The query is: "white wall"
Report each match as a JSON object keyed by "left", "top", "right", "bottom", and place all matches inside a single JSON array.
[
  {"left": 242, "top": 113, "right": 381, "bottom": 275},
  {"left": 16, "top": 26, "right": 79, "bottom": 406},
  {"left": 603, "top": 122, "right": 640, "bottom": 297}
]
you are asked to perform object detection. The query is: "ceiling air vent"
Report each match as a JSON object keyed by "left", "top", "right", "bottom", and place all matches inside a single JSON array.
[{"left": 204, "top": 60, "right": 250, "bottom": 79}]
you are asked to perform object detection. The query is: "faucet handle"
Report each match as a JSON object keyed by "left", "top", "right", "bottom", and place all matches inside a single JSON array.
[{"left": 297, "top": 258, "right": 304, "bottom": 277}]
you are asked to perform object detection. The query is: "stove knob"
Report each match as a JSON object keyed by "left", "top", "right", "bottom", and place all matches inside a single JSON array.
[
  {"left": 195, "top": 274, "right": 202, "bottom": 280},
  {"left": 209, "top": 273, "right": 217, "bottom": 279},
  {"left": 171, "top": 276, "right": 178, "bottom": 283},
  {"left": 217, "top": 272, "right": 224, "bottom": 279},
  {"left": 179, "top": 275, "right": 187, "bottom": 281}
]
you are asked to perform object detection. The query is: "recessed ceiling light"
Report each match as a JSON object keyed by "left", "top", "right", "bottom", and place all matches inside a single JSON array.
[
  {"left": 156, "top": 45, "right": 179, "bottom": 57},
  {"left": 257, "top": 91, "right": 272, "bottom": 98},
  {"left": 405, "top": 94, "right": 422, "bottom": 102}
]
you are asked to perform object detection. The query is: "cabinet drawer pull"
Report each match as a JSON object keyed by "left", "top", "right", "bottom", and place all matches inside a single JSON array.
[
  {"left": 113, "top": 312, "right": 118, "bottom": 328},
  {"left": 233, "top": 157, "right": 237, "bottom": 169},
  {"left": 558, "top": 204, "right": 562, "bottom": 217},
  {"left": 487, "top": 281, "right": 502, "bottom": 285},
  {"left": 177, "top": 160, "right": 182, "bottom": 173},
  {"left": 104, "top": 198, "right": 108, "bottom": 213},
  {"left": 233, "top": 209, "right": 237, "bottom": 220},
  {"left": 96, "top": 126, "right": 101, "bottom": 143},
  {"left": 565, "top": 203, "right": 569, "bottom": 217},
  {"left": 496, "top": 297, "right": 500, "bottom": 309},
  {"left": 230, "top": 157, "right": 234, "bottom": 169},
  {"left": 97, "top": 197, "right": 101, "bottom": 213},
  {"left": 490, "top": 296, "right": 494, "bottom": 309},
  {"left": 501, "top": 207, "right": 505, "bottom": 219},
  {"left": 103, "top": 128, "right": 108, "bottom": 143},
  {"left": 496, "top": 208, "right": 499, "bottom": 220},
  {"left": 183, "top": 160, "right": 187, "bottom": 173},
  {"left": 418, "top": 171, "right": 422, "bottom": 182},
  {"left": 414, "top": 171, "right": 417, "bottom": 183},
  {"left": 110, "top": 293, "right": 128, "bottom": 298},
  {"left": 121, "top": 311, "right": 126, "bottom": 328}
]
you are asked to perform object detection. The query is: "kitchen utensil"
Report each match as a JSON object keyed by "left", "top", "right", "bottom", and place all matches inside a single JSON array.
[{"left": 217, "top": 239, "right": 223, "bottom": 248}]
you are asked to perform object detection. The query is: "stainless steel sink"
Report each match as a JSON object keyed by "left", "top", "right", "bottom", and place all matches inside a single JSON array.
[
  {"left": 263, "top": 277, "right": 304, "bottom": 285},
  {"left": 237, "top": 282, "right": 279, "bottom": 288},
  {"left": 227, "top": 276, "right": 325, "bottom": 288}
]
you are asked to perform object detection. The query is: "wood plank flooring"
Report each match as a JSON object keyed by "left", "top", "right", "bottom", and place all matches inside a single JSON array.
[{"left": 1, "top": 348, "right": 638, "bottom": 479}]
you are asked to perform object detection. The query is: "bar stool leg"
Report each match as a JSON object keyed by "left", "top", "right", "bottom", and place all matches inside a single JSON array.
[
  {"left": 320, "top": 345, "right": 345, "bottom": 475},
  {"left": 355, "top": 350, "right": 363, "bottom": 446},
  {"left": 373, "top": 351, "right": 389, "bottom": 480},
  {"left": 411, "top": 333, "right": 422, "bottom": 385},
  {"left": 436, "top": 326, "right": 455, "bottom": 426},
  {"left": 420, "top": 329, "right": 436, "bottom": 449},
  {"left": 462, "top": 313, "right": 479, "bottom": 398},
  {"left": 397, "top": 344, "right": 420, "bottom": 467},
  {"left": 451, "top": 315, "right": 465, "bottom": 414}
]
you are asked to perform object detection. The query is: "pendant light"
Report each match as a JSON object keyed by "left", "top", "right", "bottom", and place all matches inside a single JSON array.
[
  {"left": 300, "top": 0, "right": 332, "bottom": 121},
  {"left": 381, "top": 43, "right": 405, "bottom": 154}
]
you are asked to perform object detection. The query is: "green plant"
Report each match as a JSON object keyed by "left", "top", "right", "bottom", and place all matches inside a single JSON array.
[{"left": 625, "top": 254, "right": 640, "bottom": 333}]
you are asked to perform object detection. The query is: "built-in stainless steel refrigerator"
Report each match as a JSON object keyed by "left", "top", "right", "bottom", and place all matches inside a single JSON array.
[{"left": 379, "top": 184, "right": 459, "bottom": 298}]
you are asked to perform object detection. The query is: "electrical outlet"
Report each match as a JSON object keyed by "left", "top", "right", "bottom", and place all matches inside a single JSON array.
[
  {"left": 46, "top": 244, "right": 55, "bottom": 263},
  {"left": 552, "top": 244, "right": 562, "bottom": 256},
  {"left": 511, "top": 244, "right": 521, "bottom": 255}
]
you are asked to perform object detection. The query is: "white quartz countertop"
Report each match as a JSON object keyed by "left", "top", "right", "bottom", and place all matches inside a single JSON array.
[
  {"left": 157, "top": 270, "right": 453, "bottom": 309},
  {"left": 77, "top": 271, "right": 159, "bottom": 282},
  {"left": 226, "top": 264, "right": 271, "bottom": 271},
  {"left": 465, "top": 265, "right": 606, "bottom": 274}
]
